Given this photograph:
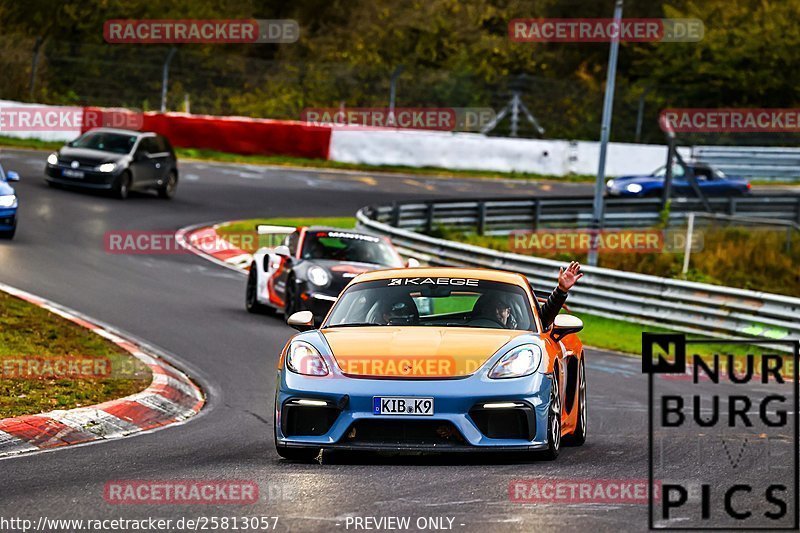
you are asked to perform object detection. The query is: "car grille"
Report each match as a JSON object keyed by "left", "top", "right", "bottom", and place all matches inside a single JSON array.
[
  {"left": 342, "top": 419, "right": 466, "bottom": 446},
  {"left": 469, "top": 404, "right": 535, "bottom": 440},
  {"left": 281, "top": 404, "right": 340, "bottom": 437}
]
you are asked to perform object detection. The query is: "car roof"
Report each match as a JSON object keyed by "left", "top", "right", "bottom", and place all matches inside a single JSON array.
[
  {"left": 353, "top": 267, "right": 530, "bottom": 287},
  {"left": 83, "top": 127, "right": 151, "bottom": 137}
]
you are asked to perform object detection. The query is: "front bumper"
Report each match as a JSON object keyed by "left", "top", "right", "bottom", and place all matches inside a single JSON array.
[
  {"left": 45, "top": 164, "right": 119, "bottom": 189},
  {"left": 275, "top": 368, "right": 552, "bottom": 452},
  {"left": 0, "top": 208, "right": 16, "bottom": 230}
]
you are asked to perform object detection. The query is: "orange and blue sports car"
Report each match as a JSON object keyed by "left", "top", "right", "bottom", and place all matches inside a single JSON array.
[{"left": 274, "top": 267, "right": 587, "bottom": 461}]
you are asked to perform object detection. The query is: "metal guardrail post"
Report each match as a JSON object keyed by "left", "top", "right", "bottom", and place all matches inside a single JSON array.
[
  {"left": 391, "top": 203, "right": 401, "bottom": 227},
  {"left": 477, "top": 202, "right": 487, "bottom": 235},
  {"left": 533, "top": 200, "right": 541, "bottom": 230},
  {"left": 728, "top": 197, "right": 737, "bottom": 216},
  {"left": 424, "top": 203, "right": 434, "bottom": 234},
  {"left": 796, "top": 198, "right": 800, "bottom": 225}
]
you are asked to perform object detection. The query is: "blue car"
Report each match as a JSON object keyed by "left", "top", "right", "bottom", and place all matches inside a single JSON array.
[
  {"left": 274, "top": 267, "right": 588, "bottom": 461},
  {"left": 0, "top": 163, "right": 20, "bottom": 239},
  {"left": 606, "top": 163, "right": 751, "bottom": 198}
]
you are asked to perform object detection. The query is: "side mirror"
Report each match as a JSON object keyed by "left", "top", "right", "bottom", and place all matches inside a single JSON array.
[
  {"left": 134, "top": 151, "right": 148, "bottom": 161},
  {"left": 287, "top": 310, "right": 315, "bottom": 331},
  {"left": 5, "top": 171, "right": 19, "bottom": 182},
  {"left": 551, "top": 314, "right": 583, "bottom": 342},
  {"left": 406, "top": 257, "right": 421, "bottom": 268},
  {"left": 273, "top": 245, "right": 291, "bottom": 257}
]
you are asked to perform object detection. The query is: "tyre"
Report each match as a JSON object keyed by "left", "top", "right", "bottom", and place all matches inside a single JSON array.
[
  {"left": 112, "top": 171, "right": 132, "bottom": 199},
  {"left": 539, "top": 370, "right": 562, "bottom": 460},
  {"left": 158, "top": 171, "right": 178, "bottom": 199},
  {"left": 564, "top": 357, "right": 587, "bottom": 446},
  {"left": 284, "top": 276, "right": 299, "bottom": 317},
  {"left": 245, "top": 266, "right": 273, "bottom": 314},
  {"left": 0, "top": 227, "right": 15, "bottom": 240}
]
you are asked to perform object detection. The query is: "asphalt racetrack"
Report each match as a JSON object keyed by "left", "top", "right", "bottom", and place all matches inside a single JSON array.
[{"left": 0, "top": 148, "right": 795, "bottom": 532}]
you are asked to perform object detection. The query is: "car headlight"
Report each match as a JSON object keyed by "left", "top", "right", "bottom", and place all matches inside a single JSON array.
[
  {"left": 47, "top": 153, "right": 59, "bottom": 165},
  {"left": 97, "top": 162, "right": 117, "bottom": 173},
  {"left": 0, "top": 195, "right": 17, "bottom": 209},
  {"left": 626, "top": 183, "right": 643, "bottom": 194},
  {"left": 307, "top": 266, "right": 330, "bottom": 287},
  {"left": 606, "top": 179, "right": 615, "bottom": 188},
  {"left": 488, "top": 344, "right": 542, "bottom": 379},
  {"left": 286, "top": 341, "right": 329, "bottom": 376}
]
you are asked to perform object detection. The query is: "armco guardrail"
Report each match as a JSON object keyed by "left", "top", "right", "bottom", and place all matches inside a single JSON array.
[
  {"left": 373, "top": 195, "right": 800, "bottom": 235},
  {"left": 356, "top": 201, "right": 800, "bottom": 352},
  {"left": 693, "top": 146, "right": 800, "bottom": 180}
]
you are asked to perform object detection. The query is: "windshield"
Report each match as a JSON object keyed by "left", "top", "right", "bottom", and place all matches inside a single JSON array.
[
  {"left": 652, "top": 164, "right": 685, "bottom": 178},
  {"left": 326, "top": 278, "right": 535, "bottom": 331},
  {"left": 70, "top": 132, "right": 138, "bottom": 154},
  {"left": 301, "top": 231, "right": 403, "bottom": 266}
]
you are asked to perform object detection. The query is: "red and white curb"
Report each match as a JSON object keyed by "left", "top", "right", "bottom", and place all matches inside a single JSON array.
[
  {"left": 175, "top": 221, "right": 422, "bottom": 275},
  {"left": 175, "top": 222, "right": 251, "bottom": 275},
  {"left": 0, "top": 283, "right": 205, "bottom": 459}
]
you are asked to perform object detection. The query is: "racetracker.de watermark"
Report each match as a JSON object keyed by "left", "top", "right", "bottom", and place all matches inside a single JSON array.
[
  {"left": 0, "top": 107, "right": 142, "bottom": 132},
  {"left": 104, "top": 19, "right": 299, "bottom": 44},
  {"left": 509, "top": 229, "right": 703, "bottom": 255},
  {"left": 509, "top": 18, "right": 704, "bottom": 42},
  {"left": 0, "top": 356, "right": 111, "bottom": 379},
  {"left": 509, "top": 479, "right": 661, "bottom": 504},
  {"left": 301, "top": 107, "right": 496, "bottom": 132},
  {"left": 660, "top": 108, "right": 800, "bottom": 133},
  {"left": 104, "top": 230, "right": 272, "bottom": 255},
  {"left": 103, "top": 481, "right": 262, "bottom": 505}
]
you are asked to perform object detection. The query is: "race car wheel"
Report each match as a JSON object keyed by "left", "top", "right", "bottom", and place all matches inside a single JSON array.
[
  {"left": 245, "top": 266, "right": 273, "bottom": 314},
  {"left": 540, "top": 371, "right": 561, "bottom": 460},
  {"left": 564, "top": 357, "right": 587, "bottom": 446},
  {"left": 112, "top": 171, "right": 132, "bottom": 200},
  {"left": 158, "top": 171, "right": 178, "bottom": 199},
  {"left": 0, "top": 228, "right": 15, "bottom": 239},
  {"left": 284, "top": 276, "right": 299, "bottom": 317}
]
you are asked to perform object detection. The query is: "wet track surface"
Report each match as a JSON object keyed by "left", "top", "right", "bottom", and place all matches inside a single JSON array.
[{"left": 0, "top": 148, "right": 795, "bottom": 532}]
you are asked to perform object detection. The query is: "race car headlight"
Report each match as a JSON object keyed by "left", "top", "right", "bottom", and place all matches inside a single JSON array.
[
  {"left": 0, "top": 195, "right": 17, "bottom": 208},
  {"left": 626, "top": 183, "right": 643, "bottom": 194},
  {"left": 489, "top": 344, "right": 542, "bottom": 379},
  {"left": 96, "top": 162, "right": 117, "bottom": 173},
  {"left": 286, "top": 341, "right": 329, "bottom": 376},
  {"left": 47, "top": 153, "right": 58, "bottom": 165},
  {"left": 307, "top": 266, "right": 330, "bottom": 287},
  {"left": 606, "top": 179, "right": 615, "bottom": 188}
]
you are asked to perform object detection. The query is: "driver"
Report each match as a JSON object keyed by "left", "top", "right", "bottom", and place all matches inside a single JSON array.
[
  {"left": 480, "top": 294, "right": 514, "bottom": 328},
  {"left": 380, "top": 299, "right": 419, "bottom": 326}
]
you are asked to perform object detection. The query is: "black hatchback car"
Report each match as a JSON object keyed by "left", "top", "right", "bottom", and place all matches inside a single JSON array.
[{"left": 45, "top": 128, "right": 178, "bottom": 199}]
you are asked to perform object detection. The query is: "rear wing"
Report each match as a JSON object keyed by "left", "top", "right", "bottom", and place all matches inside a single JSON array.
[{"left": 255, "top": 224, "right": 296, "bottom": 250}]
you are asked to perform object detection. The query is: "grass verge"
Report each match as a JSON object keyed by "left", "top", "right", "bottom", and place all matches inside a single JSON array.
[
  {"left": 575, "top": 312, "right": 768, "bottom": 358},
  {"left": 0, "top": 290, "right": 152, "bottom": 418},
  {"left": 443, "top": 226, "right": 800, "bottom": 297}
]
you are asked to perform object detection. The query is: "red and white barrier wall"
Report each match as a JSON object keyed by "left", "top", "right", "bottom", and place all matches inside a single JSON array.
[{"left": 2, "top": 99, "right": 681, "bottom": 177}]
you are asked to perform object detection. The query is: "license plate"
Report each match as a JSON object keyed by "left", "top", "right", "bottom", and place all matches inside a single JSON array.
[
  {"left": 63, "top": 169, "right": 84, "bottom": 178},
  {"left": 373, "top": 397, "right": 434, "bottom": 416}
]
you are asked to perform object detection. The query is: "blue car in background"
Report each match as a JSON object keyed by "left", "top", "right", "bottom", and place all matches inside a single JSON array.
[
  {"left": 0, "top": 162, "right": 20, "bottom": 239},
  {"left": 606, "top": 163, "right": 751, "bottom": 198}
]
